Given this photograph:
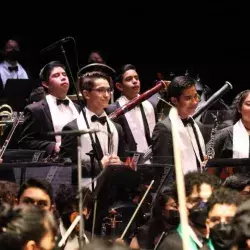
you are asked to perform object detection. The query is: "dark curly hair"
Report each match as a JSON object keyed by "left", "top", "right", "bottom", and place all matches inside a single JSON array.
[
  {"left": 173, "top": 171, "right": 221, "bottom": 202},
  {"left": 206, "top": 187, "right": 243, "bottom": 214},
  {"left": 55, "top": 184, "right": 93, "bottom": 230},
  {"left": 0, "top": 203, "right": 57, "bottom": 250},
  {"left": 230, "top": 199, "right": 250, "bottom": 248},
  {"left": 223, "top": 173, "right": 250, "bottom": 192}
]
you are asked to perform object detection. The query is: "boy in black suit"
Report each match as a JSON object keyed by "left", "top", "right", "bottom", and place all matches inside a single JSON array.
[{"left": 18, "top": 61, "right": 80, "bottom": 156}]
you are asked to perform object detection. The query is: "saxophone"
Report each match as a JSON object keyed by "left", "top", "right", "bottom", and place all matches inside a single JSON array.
[{"left": 207, "top": 111, "right": 219, "bottom": 159}]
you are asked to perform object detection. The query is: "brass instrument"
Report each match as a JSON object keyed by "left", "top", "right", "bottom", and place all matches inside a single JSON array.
[
  {"left": 0, "top": 105, "right": 23, "bottom": 159},
  {"left": 0, "top": 104, "right": 13, "bottom": 136}
]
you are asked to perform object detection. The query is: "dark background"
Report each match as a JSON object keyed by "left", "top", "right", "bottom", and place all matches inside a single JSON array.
[{"left": 2, "top": 2, "right": 250, "bottom": 105}]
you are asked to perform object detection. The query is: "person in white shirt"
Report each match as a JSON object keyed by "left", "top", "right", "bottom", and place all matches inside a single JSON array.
[
  {"left": 60, "top": 70, "right": 125, "bottom": 171},
  {"left": 0, "top": 39, "right": 29, "bottom": 90},
  {"left": 105, "top": 64, "right": 157, "bottom": 155},
  {"left": 18, "top": 61, "right": 80, "bottom": 156}
]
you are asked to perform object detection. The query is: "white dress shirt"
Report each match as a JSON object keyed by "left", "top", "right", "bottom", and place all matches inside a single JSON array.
[
  {"left": 46, "top": 94, "right": 79, "bottom": 146},
  {"left": 0, "top": 60, "right": 29, "bottom": 87}
]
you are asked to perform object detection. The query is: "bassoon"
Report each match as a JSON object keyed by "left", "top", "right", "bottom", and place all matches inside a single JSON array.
[{"left": 108, "top": 80, "right": 170, "bottom": 120}]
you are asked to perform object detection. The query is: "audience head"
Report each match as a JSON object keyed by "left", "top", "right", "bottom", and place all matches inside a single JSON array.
[
  {"left": 230, "top": 199, "right": 250, "bottom": 249},
  {"left": 206, "top": 187, "right": 243, "bottom": 250},
  {"left": 88, "top": 50, "right": 106, "bottom": 64},
  {"left": 39, "top": 61, "right": 69, "bottom": 99},
  {"left": 178, "top": 171, "right": 221, "bottom": 210},
  {"left": 0, "top": 203, "right": 57, "bottom": 250},
  {"left": 28, "top": 86, "right": 46, "bottom": 104},
  {"left": 152, "top": 189, "right": 179, "bottom": 226},
  {"left": 17, "top": 178, "right": 54, "bottom": 211},
  {"left": 223, "top": 173, "right": 250, "bottom": 199},
  {"left": 115, "top": 64, "right": 140, "bottom": 100},
  {"left": 0, "top": 181, "right": 18, "bottom": 206}
]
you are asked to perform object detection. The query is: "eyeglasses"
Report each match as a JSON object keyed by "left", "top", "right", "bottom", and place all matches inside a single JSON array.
[
  {"left": 91, "top": 87, "right": 113, "bottom": 94},
  {"left": 182, "top": 93, "right": 200, "bottom": 102}
]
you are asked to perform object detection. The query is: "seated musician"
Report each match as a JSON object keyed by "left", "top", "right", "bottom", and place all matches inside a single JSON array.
[
  {"left": 18, "top": 61, "right": 81, "bottom": 157},
  {"left": 55, "top": 184, "right": 93, "bottom": 249},
  {"left": 213, "top": 90, "right": 250, "bottom": 173},
  {"left": 60, "top": 71, "right": 125, "bottom": 174},
  {"left": 105, "top": 64, "right": 157, "bottom": 156},
  {"left": 152, "top": 75, "right": 207, "bottom": 174}
]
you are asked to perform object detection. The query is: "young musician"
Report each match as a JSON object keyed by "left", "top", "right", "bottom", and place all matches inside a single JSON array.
[
  {"left": 18, "top": 61, "right": 80, "bottom": 156},
  {"left": 105, "top": 64, "right": 157, "bottom": 155},
  {"left": 213, "top": 90, "right": 250, "bottom": 173},
  {"left": 152, "top": 75, "right": 207, "bottom": 174},
  {"left": 60, "top": 71, "right": 125, "bottom": 174}
]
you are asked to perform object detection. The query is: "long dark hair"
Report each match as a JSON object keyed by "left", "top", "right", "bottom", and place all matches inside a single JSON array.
[
  {"left": 0, "top": 203, "right": 57, "bottom": 250},
  {"left": 231, "top": 90, "right": 250, "bottom": 124}
]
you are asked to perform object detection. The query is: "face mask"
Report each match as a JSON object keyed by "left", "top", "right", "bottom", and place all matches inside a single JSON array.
[
  {"left": 165, "top": 209, "right": 180, "bottom": 226},
  {"left": 6, "top": 48, "right": 20, "bottom": 61},
  {"left": 210, "top": 222, "right": 234, "bottom": 250},
  {"left": 189, "top": 201, "right": 207, "bottom": 228}
]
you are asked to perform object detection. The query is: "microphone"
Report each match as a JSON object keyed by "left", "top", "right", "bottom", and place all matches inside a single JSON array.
[
  {"left": 47, "top": 128, "right": 100, "bottom": 136},
  {"left": 40, "top": 37, "right": 72, "bottom": 53}
]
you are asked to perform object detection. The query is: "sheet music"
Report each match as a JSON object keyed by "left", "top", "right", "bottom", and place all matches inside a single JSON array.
[{"left": 13, "top": 166, "right": 72, "bottom": 193}]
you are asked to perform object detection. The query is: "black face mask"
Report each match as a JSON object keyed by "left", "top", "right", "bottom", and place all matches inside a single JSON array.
[
  {"left": 189, "top": 201, "right": 207, "bottom": 228},
  {"left": 210, "top": 222, "right": 234, "bottom": 250},
  {"left": 165, "top": 209, "right": 180, "bottom": 226},
  {"left": 6, "top": 49, "right": 20, "bottom": 61}
]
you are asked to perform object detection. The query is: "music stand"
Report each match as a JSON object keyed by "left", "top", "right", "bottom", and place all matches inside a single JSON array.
[
  {"left": 206, "top": 158, "right": 250, "bottom": 168},
  {"left": 205, "top": 158, "right": 250, "bottom": 178},
  {"left": 0, "top": 79, "right": 35, "bottom": 112}
]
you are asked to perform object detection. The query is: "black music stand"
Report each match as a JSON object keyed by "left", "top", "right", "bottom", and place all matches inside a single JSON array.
[
  {"left": 205, "top": 158, "right": 250, "bottom": 176},
  {"left": 0, "top": 79, "right": 36, "bottom": 111},
  {"left": 206, "top": 158, "right": 250, "bottom": 168}
]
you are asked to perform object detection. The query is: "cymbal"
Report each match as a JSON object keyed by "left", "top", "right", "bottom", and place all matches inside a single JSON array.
[
  {"left": 67, "top": 94, "right": 83, "bottom": 101},
  {"left": 77, "top": 63, "right": 116, "bottom": 78}
]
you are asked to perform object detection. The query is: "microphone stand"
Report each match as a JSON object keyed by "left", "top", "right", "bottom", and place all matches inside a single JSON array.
[
  {"left": 77, "top": 136, "right": 85, "bottom": 249},
  {"left": 59, "top": 43, "right": 103, "bottom": 239}
]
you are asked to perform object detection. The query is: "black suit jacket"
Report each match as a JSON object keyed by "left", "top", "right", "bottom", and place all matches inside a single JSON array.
[
  {"left": 152, "top": 116, "right": 206, "bottom": 165},
  {"left": 152, "top": 116, "right": 174, "bottom": 165},
  {"left": 18, "top": 98, "right": 81, "bottom": 156},
  {"left": 158, "top": 231, "right": 210, "bottom": 250},
  {"left": 213, "top": 125, "right": 234, "bottom": 159},
  {"left": 59, "top": 118, "right": 126, "bottom": 175},
  {"left": 105, "top": 99, "right": 158, "bottom": 152}
]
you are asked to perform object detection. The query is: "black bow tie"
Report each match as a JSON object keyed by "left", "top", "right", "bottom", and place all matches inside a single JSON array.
[
  {"left": 181, "top": 117, "right": 193, "bottom": 127},
  {"left": 8, "top": 66, "right": 18, "bottom": 72},
  {"left": 91, "top": 115, "right": 107, "bottom": 125},
  {"left": 56, "top": 98, "right": 69, "bottom": 106}
]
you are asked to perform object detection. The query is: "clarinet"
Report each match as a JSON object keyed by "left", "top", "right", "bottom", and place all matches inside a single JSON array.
[{"left": 206, "top": 111, "right": 219, "bottom": 160}]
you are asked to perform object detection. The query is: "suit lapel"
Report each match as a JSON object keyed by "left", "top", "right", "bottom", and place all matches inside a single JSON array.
[
  {"left": 41, "top": 99, "right": 53, "bottom": 129},
  {"left": 115, "top": 102, "right": 137, "bottom": 150}
]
